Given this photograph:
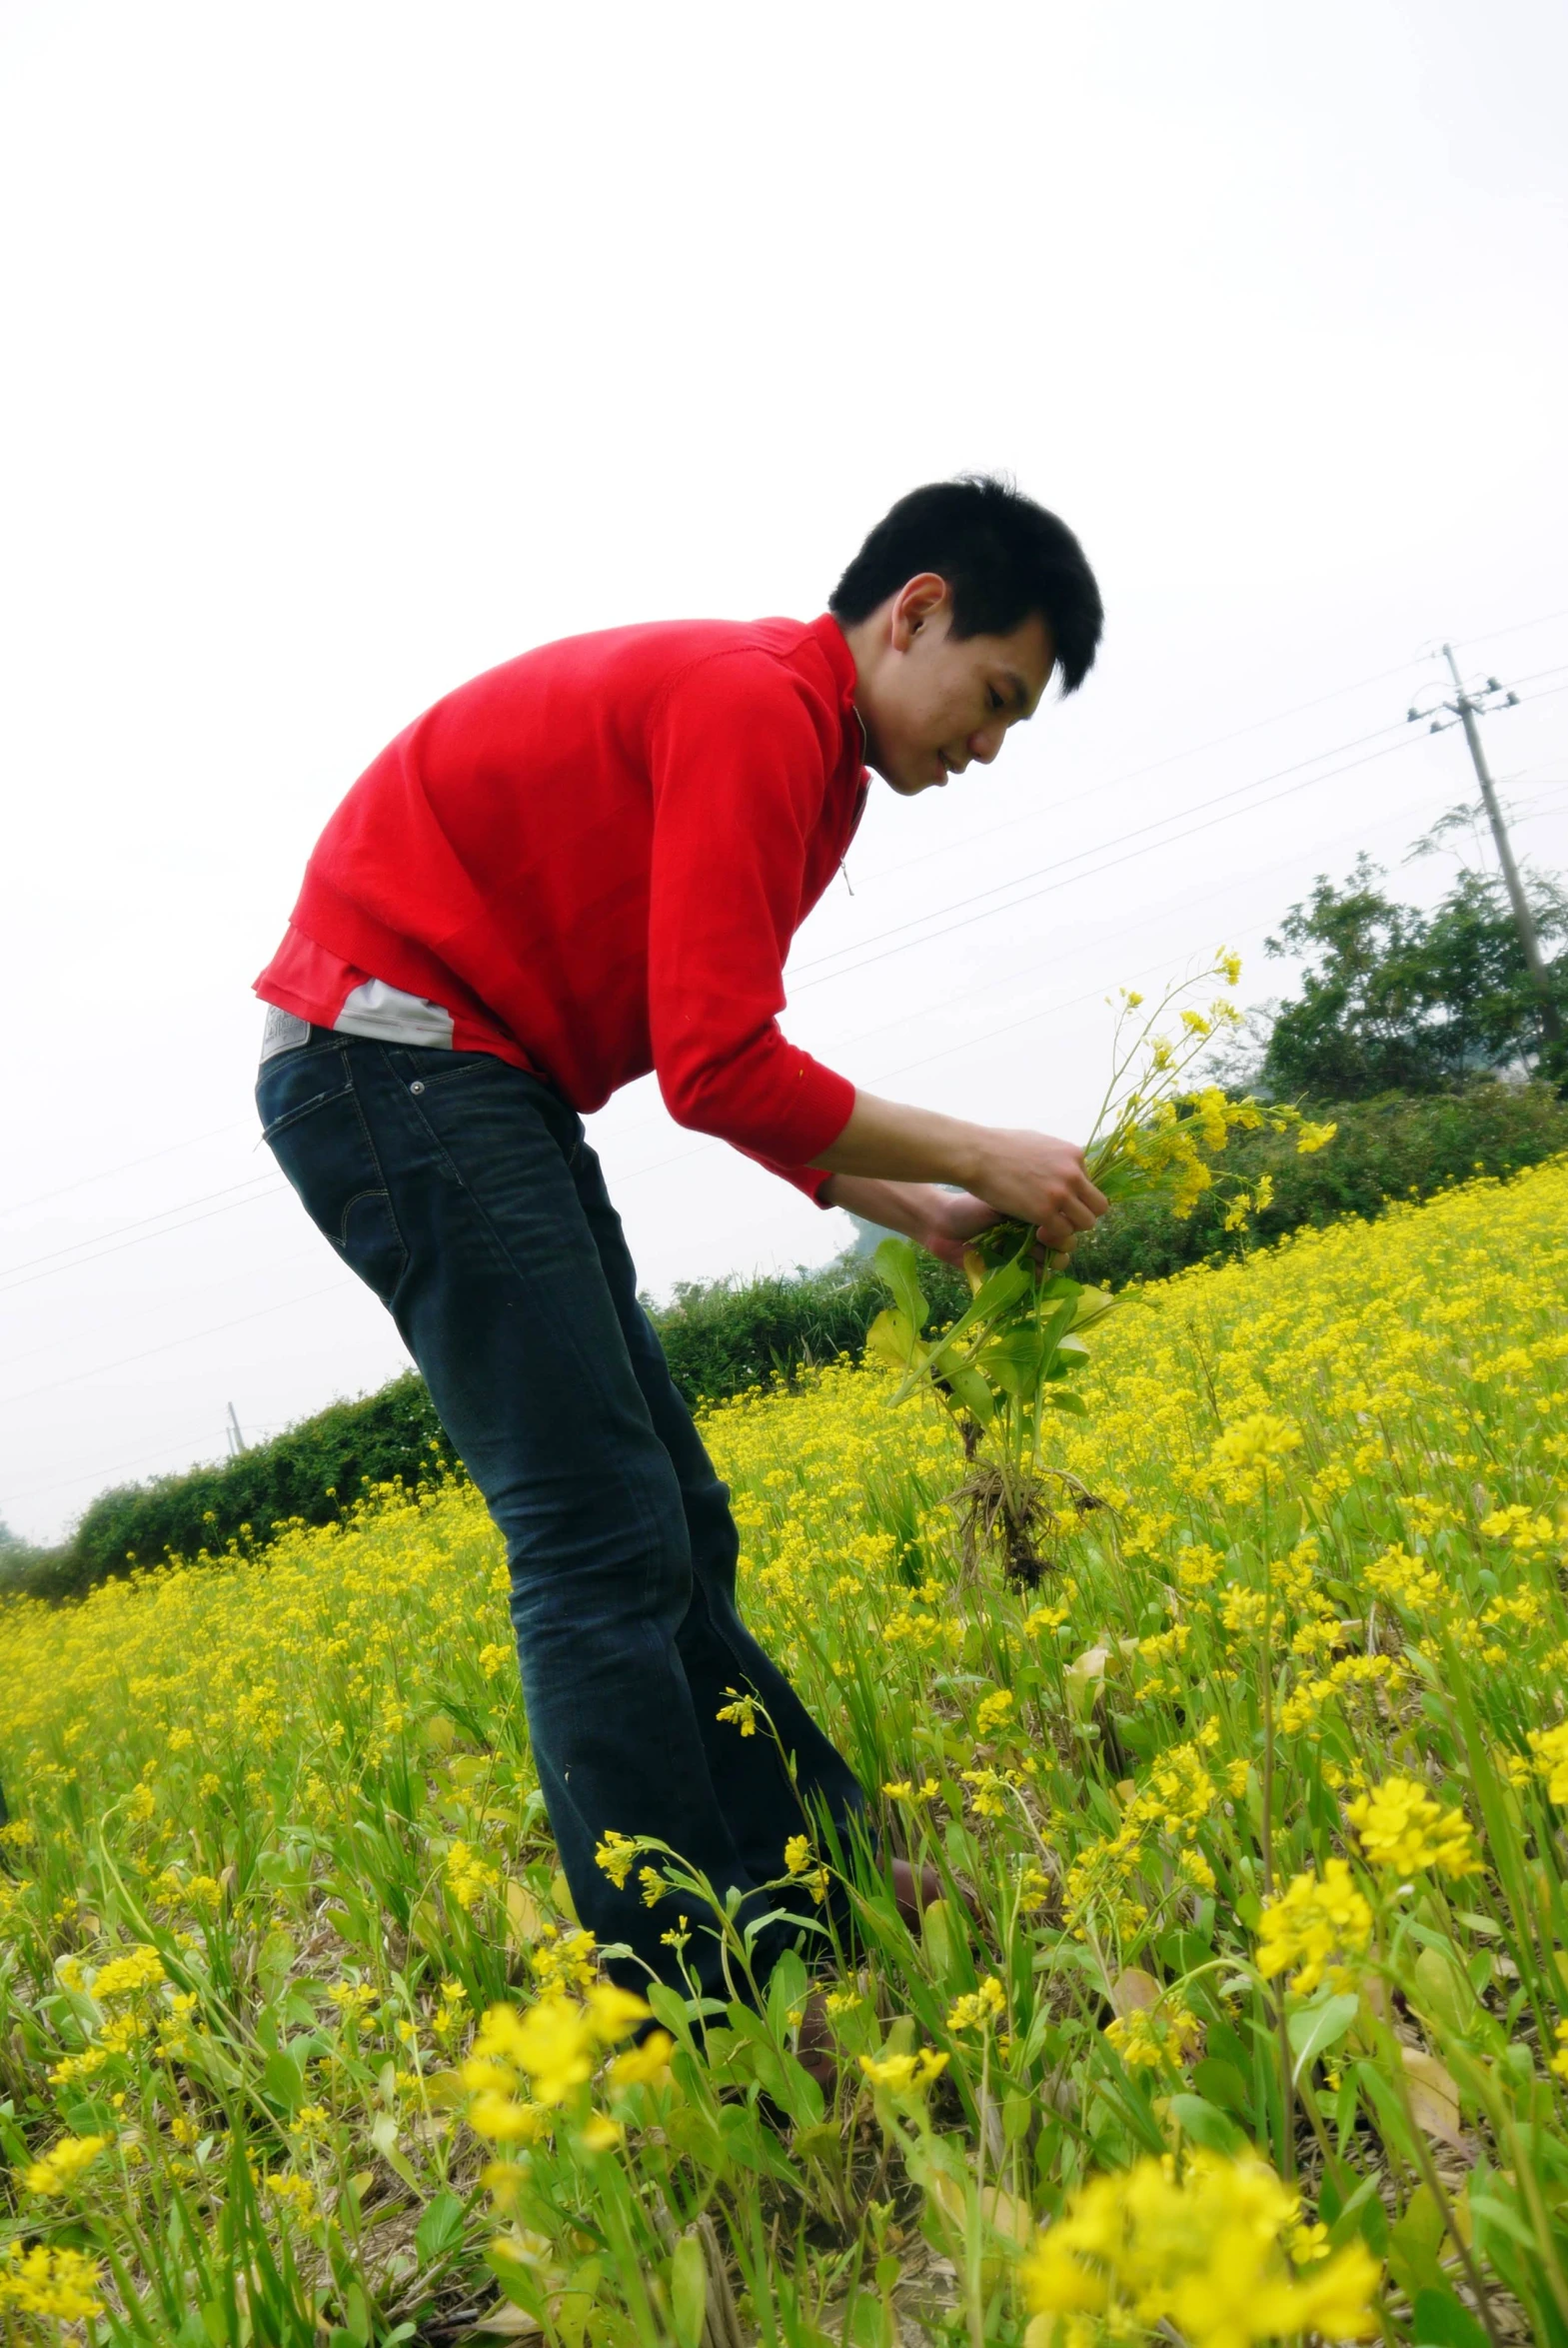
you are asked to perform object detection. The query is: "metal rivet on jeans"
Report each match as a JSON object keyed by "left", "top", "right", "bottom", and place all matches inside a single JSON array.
[{"left": 410, "top": 1080, "right": 426, "bottom": 1095}]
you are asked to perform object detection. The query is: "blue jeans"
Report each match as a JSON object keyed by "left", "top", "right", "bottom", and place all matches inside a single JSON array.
[{"left": 257, "top": 1031, "right": 868, "bottom": 2004}]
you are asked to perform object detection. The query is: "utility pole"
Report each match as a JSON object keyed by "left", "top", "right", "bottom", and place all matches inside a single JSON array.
[
  {"left": 1408, "top": 651, "right": 1562, "bottom": 1050},
  {"left": 226, "top": 1401, "right": 246, "bottom": 1458}
]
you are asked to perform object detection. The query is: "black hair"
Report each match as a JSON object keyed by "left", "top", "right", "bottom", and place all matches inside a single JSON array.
[{"left": 828, "top": 474, "right": 1102, "bottom": 695}]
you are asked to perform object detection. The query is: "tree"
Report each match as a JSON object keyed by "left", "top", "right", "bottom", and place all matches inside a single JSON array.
[{"left": 1249, "top": 851, "right": 1568, "bottom": 1103}]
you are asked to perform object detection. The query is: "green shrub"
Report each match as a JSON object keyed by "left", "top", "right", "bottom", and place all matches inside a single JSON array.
[
  {"left": 10, "top": 1080, "right": 1562, "bottom": 1607},
  {"left": 6, "top": 1374, "right": 448, "bottom": 1606},
  {"left": 649, "top": 1254, "right": 969, "bottom": 1406},
  {"left": 1070, "top": 1079, "right": 1568, "bottom": 1288}
]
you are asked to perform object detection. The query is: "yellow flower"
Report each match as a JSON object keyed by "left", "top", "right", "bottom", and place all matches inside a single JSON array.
[
  {"left": 0, "top": 2241, "right": 105, "bottom": 2323},
  {"left": 445, "top": 1838, "right": 501, "bottom": 1911},
  {"left": 20, "top": 2134, "right": 112, "bottom": 2196},
  {"left": 593, "top": 1829, "right": 642, "bottom": 1890},
  {"left": 857, "top": 2048, "right": 948, "bottom": 2094},
  {"left": 1256, "top": 1859, "right": 1372, "bottom": 1995},
  {"left": 1019, "top": 2151, "right": 1379, "bottom": 2348},
  {"left": 945, "top": 1976, "right": 1006, "bottom": 2034},
  {"left": 466, "top": 2090, "right": 545, "bottom": 2143},
  {"left": 496, "top": 1997, "right": 594, "bottom": 2106},
  {"left": 265, "top": 2169, "right": 319, "bottom": 2223},
  {"left": 531, "top": 1925, "right": 599, "bottom": 1994},
  {"left": 584, "top": 1983, "right": 652, "bottom": 2044},
  {"left": 577, "top": 2111, "right": 623, "bottom": 2152},
  {"left": 90, "top": 1945, "right": 167, "bottom": 2001},
  {"left": 784, "top": 1833, "right": 812, "bottom": 1876},
  {"left": 1105, "top": 1996, "right": 1200, "bottom": 2074},
  {"left": 1210, "top": 1413, "right": 1302, "bottom": 1477},
  {"left": 1529, "top": 1722, "right": 1568, "bottom": 1804},
  {"left": 1345, "top": 1777, "right": 1479, "bottom": 1879},
  {"left": 975, "top": 1687, "right": 1015, "bottom": 1737},
  {"left": 715, "top": 1687, "right": 761, "bottom": 1736},
  {"left": 608, "top": 2029, "right": 675, "bottom": 2088}
]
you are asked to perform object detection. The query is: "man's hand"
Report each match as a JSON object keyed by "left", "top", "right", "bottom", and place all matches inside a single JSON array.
[
  {"left": 961, "top": 1129, "right": 1107, "bottom": 1252},
  {"left": 914, "top": 1186, "right": 1010, "bottom": 1266},
  {"left": 813, "top": 1093, "right": 1108, "bottom": 1254}
]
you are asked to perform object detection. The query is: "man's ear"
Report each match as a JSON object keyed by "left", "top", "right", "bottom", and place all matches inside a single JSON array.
[{"left": 889, "top": 573, "right": 952, "bottom": 652}]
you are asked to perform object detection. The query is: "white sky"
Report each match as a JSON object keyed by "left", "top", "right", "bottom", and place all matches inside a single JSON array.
[{"left": 2, "top": 0, "right": 1565, "bottom": 1544}]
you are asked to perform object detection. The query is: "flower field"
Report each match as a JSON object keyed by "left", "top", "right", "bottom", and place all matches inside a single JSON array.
[{"left": 4, "top": 1163, "right": 1568, "bottom": 2345}]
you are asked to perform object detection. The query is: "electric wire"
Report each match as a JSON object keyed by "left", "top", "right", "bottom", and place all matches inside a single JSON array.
[
  {"left": 0, "top": 1175, "right": 285, "bottom": 1291},
  {"left": 0, "top": 1122, "right": 253, "bottom": 1223},
  {"left": 0, "top": 1278, "right": 364, "bottom": 1410},
  {"left": 608, "top": 778, "right": 1453, "bottom": 1189},
  {"left": 791, "top": 730, "right": 1426, "bottom": 995}
]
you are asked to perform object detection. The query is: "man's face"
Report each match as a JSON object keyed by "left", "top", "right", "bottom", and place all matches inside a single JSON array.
[{"left": 853, "top": 575, "right": 1056, "bottom": 798}]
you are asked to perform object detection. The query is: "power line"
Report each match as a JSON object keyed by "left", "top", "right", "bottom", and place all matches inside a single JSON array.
[
  {"left": 791, "top": 730, "right": 1426, "bottom": 995},
  {"left": 0, "top": 1175, "right": 285, "bottom": 1293},
  {"left": 1452, "top": 606, "right": 1568, "bottom": 654},
  {"left": 797, "top": 718, "right": 1411, "bottom": 980},
  {"left": 610, "top": 777, "right": 1453, "bottom": 1188},
  {"left": 796, "top": 669, "right": 1566, "bottom": 995},
  {"left": 0, "top": 1272, "right": 360, "bottom": 1402},
  {"left": 0, "top": 1121, "right": 253, "bottom": 1223},
  {"left": 849, "top": 654, "right": 1438, "bottom": 889}
]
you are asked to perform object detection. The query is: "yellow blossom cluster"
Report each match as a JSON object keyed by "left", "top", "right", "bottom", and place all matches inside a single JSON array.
[
  {"left": 1255, "top": 1859, "right": 1374, "bottom": 1995},
  {"left": 1019, "top": 2151, "right": 1378, "bottom": 2348}
]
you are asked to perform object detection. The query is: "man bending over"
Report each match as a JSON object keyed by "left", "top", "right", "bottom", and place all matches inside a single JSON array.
[{"left": 254, "top": 475, "right": 1107, "bottom": 2008}]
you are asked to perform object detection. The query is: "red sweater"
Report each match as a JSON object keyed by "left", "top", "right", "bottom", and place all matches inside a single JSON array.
[{"left": 255, "top": 613, "right": 868, "bottom": 1198}]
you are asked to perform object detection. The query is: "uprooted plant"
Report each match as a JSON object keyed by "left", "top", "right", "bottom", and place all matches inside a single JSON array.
[{"left": 869, "top": 953, "right": 1335, "bottom": 1583}]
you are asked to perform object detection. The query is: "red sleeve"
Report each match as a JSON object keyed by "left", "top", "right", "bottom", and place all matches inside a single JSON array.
[{"left": 646, "top": 653, "right": 856, "bottom": 1180}]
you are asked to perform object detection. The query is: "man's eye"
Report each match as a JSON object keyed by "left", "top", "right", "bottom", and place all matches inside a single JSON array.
[{"left": 986, "top": 689, "right": 1003, "bottom": 714}]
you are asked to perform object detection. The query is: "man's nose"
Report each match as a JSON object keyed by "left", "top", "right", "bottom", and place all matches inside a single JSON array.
[{"left": 968, "top": 724, "right": 1007, "bottom": 765}]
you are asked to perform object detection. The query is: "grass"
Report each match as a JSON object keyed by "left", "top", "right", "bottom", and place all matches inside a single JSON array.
[{"left": 3, "top": 1164, "right": 1568, "bottom": 2344}]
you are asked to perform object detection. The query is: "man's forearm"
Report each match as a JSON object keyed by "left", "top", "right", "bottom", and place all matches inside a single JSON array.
[
  {"left": 808, "top": 1091, "right": 985, "bottom": 1187},
  {"left": 818, "top": 1171, "right": 960, "bottom": 1241},
  {"left": 808, "top": 1089, "right": 1109, "bottom": 1250}
]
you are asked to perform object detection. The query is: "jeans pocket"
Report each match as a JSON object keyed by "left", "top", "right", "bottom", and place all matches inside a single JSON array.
[
  {"left": 337, "top": 1187, "right": 408, "bottom": 1305},
  {"left": 260, "top": 1063, "right": 409, "bottom": 1308}
]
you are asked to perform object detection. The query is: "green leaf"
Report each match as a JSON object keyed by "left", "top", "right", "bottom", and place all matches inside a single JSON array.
[
  {"left": 872, "top": 1236, "right": 927, "bottom": 1332},
  {"left": 369, "top": 2112, "right": 420, "bottom": 2190},
  {"left": 670, "top": 2235, "right": 708, "bottom": 2348},
  {"left": 980, "top": 1328, "right": 1046, "bottom": 1398},
  {"left": 415, "top": 2190, "right": 466, "bottom": 2264},
  {"left": 1412, "top": 2286, "right": 1491, "bottom": 2348},
  {"left": 941, "top": 1359, "right": 995, "bottom": 1422},
  {"left": 261, "top": 2048, "right": 304, "bottom": 2115},
  {"left": 1287, "top": 1991, "right": 1359, "bottom": 2083},
  {"left": 1166, "top": 2093, "right": 1246, "bottom": 2154},
  {"left": 1191, "top": 2056, "right": 1250, "bottom": 2116},
  {"left": 865, "top": 1307, "right": 923, "bottom": 1376}
]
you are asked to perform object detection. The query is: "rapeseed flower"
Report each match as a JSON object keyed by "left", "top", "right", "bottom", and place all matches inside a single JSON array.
[
  {"left": 0, "top": 2241, "right": 105, "bottom": 2323},
  {"left": 1529, "top": 1722, "right": 1568, "bottom": 1803},
  {"left": 1256, "top": 1859, "right": 1373, "bottom": 1994},
  {"left": 1345, "top": 1777, "right": 1479, "bottom": 1879},
  {"left": 1019, "top": 2151, "right": 1378, "bottom": 2348},
  {"left": 20, "top": 2132, "right": 111, "bottom": 2195},
  {"left": 858, "top": 2048, "right": 949, "bottom": 2094},
  {"left": 946, "top": 1977, "right": 1006, "bottom": 2034}
]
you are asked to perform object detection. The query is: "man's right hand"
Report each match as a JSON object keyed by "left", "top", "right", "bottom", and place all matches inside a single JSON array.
[
  {"left": 810, "top": 1091, "right": 1109, "bottom": 1253},
  {"left": 963, "top": 1128, "right": 1107, "bottom": 1250}
]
